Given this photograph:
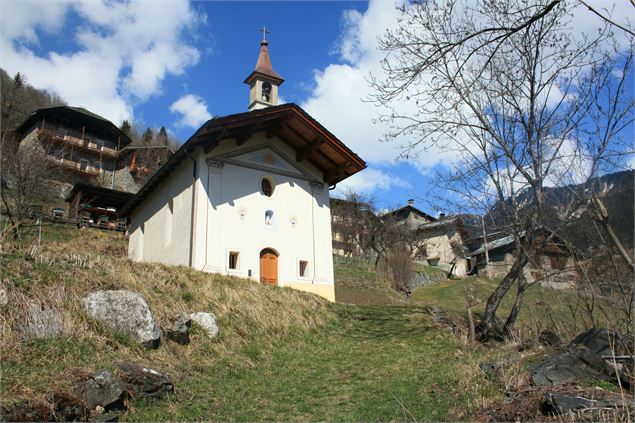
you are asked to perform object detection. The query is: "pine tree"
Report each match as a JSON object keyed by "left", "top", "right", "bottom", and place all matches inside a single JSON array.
[
  {"left": 157, "top": 126, "right": 169, "bottom": 146},
  {"left": 119, "top": 120, "right": 132, "bottom": 137},
  {"left": 142, "top": 128, "right": 154, "bottom": 145}
]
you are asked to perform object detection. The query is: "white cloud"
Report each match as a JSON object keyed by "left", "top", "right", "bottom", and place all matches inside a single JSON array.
[
  {"left": 170, "top": 94, "right": 212, "bottom": 129},
  {"left": 0, "top": 0, "right": 204, "bottom": 124},
  {"left": 334, "top": 167, "right": 410, "bottom": 196},
  {"left": 301, "top": 0, "right": 633, "bottom": 189},
  {"left": 301, "top": 0, "right": 465, "bottom": 174}
]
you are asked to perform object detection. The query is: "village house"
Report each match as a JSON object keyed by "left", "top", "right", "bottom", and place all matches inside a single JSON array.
[
  {"left": 120, "top": 37, "right": 365, "bottom": 301},
  {"left": 466, "top": 229, "right": 580, "bottom": 288},
  {"left": 15, "top": 106, "right": 173, "bottom": 195},
  {"left": 383, "top": 200, "right": 471, "bottom": 277}
]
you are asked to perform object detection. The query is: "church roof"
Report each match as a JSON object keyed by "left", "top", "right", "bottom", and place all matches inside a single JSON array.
[
  {"left": 120, "top": 103, "right": 366, "bottom": 215},
  {"left": 244, "top": 40, "right": 284, "bottom": 85}
]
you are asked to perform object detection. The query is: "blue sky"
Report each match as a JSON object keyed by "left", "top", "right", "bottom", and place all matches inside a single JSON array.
[{"left": 1, "top": 0, "right": 633, "bottom": 213}]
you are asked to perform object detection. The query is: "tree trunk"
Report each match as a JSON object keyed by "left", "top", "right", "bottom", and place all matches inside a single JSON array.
[
  {"left": 479, "top": 249, "right": 528, "bottom": 340},
  {"left": 592, "top": 195, "right": 634, "bottom": 272},
  {"left": 502, "top": 277, "right": 527, "bottom": 338},
  {"left": 0, "top": 187, "right": 19, "bottom": 240}
]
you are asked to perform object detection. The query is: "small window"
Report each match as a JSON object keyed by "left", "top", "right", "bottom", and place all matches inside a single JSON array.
[
  {"left": 261, "top": 177, "right": 274, "bottom": 197},
  {"left": 95, "top": 161, "right": 102, "bottom": 172},
  {"left": 299, "top": 260, "right": 308, "bottom": 277},
  {"left": 229, "top": 251, "right": 239, "bottom": 270}
]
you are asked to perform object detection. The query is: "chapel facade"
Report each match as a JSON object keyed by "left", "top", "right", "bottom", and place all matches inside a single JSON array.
[{"left": 122, "top": 36, "right": 365, "bottom": 301}]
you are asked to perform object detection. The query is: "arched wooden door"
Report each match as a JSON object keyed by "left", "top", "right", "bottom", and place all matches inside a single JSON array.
[{"left": 260, "top": 248, "right": 278, "bottom": 286}]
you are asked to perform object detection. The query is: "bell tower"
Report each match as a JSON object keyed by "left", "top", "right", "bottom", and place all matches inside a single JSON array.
[{"left": 244, "top": 27, "right": 284, "bottom": 111}]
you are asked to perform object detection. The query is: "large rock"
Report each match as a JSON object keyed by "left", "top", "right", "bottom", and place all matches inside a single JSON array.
[
  {"left": 83, "top": 290, "right": 160, "bottom": 348},
  {"left": 17, "top": 302, "right": 64, "bottom": 340},
  {"left": 542, "top": 392, "right": 635, "bottom": 416},
  {"left": 570, "top": 327, "right": 630, "bottom": 356},
  {"left": 165, "top": 315, "right": 191, "bottom": 345},
  {"left": 190, "top": 312, "right": 219, "bottom": 338},
  {"left": 0, "top": 391, "right": 88, "bottom": 422},
  {"left": 117, "top": 362, "right": 173, "bottom": 400},
  {"left": 530, "top": 344, "right": 616, "bottom": 386},
  {"left": 73, "top": 370, "right": 127, "bottom": 411},
  {"left": 531, "top": 327, "right": 633, "bottom": 388}
]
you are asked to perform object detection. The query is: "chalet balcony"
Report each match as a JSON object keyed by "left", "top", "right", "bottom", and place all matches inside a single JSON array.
[
  {"left": 40, "top": 128, "right": 119, "bottom": 159},
  {"left": 49, "top": 156, "right": 102, "bottom": 176}
]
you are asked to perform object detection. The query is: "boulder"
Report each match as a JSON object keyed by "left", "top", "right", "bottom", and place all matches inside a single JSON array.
[
  {"left": 18, "top": 302, "right": 64, "bottom": 340},
  {"left": 190, "top": 312, "right": 219, "bottom": 338},
  {"left": 0, "top": 399, "right": 52, "bottom": 422},
  {"left": 530, "top": 343, "right": 616, "bottom": 387},
  {"left": 0, "top": 392, "right": 87, "bottom": 422},
  {"left": 570, "top": 327, "right": 630, "bottom": 356},
  {"left": 73, "top": 370, "right": 127, "bottom": 411},
  {"left": 165, "top": 315, "right": 191, "bottom": 345},
  {"left": 50, "top": 389, "right": 89, "bottom": 422},
  {"left": 117, "top": 362, "right": 173, "bottom": 400},
  {"left": 542, "top": 392, "right": 635, "bottom": 416},
  {"left": 83, "top": 290, "right": 160, "bottom": 348},
  {"left": 538, "top": 330, "right": 562, "bottom": 347}
]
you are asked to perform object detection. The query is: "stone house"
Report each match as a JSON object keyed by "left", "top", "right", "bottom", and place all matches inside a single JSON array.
[
  {"left": 466, "top": 229, "right": 579, "bottom": 288},
  {"left": 14, "top": 106, "right": 174, "bottom": 195}
]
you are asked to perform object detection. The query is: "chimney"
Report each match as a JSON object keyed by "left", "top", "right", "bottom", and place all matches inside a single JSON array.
[
  {"left": 407, "top": 199, "right": 415, "bottom": 206},
  {"left": 439, "top": 212, "right": 446, "bottom": 218}
]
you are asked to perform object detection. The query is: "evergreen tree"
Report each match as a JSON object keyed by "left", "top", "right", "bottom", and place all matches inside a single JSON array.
[
  {"left": 119, "top": 120, "right": 132, "bottom": 138},
  {"left": 157, "top": 126, "right": 169, "bottom": 146},
  {"left": 142, "top": 127, "right": 154, "bottom": 145}
]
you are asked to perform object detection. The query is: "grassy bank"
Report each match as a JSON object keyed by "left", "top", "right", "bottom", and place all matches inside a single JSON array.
[
  {"left": 411, "top": 276, "right": 627, "bottom": 340},
  {"left": 1, "top": 226, "right": 500, "bottom": 421}
]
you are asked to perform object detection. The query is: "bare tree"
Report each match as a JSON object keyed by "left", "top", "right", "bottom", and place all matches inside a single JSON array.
[
  {"left": 369, "top": 0, "right": 634, "bottom": 339},
  {"left": 0, "top": 138, "right": 57, "bottom": 240}
]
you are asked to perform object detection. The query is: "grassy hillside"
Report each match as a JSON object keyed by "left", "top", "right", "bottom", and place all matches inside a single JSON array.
[
  {"left": 2, "top": 226, "right": 500, "bottom": 421},
  {"left": 410, "top": 276, "right": 628, "bottom": 340}
]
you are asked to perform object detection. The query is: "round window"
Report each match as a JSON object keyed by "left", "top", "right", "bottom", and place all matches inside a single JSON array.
[{"left": 261, "top": 177, "right": 274, "bottom": 197}]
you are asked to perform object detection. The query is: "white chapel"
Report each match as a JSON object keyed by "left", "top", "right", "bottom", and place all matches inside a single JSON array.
[{"left": 122, "top": 35, "right": 366, "bottom": 301}]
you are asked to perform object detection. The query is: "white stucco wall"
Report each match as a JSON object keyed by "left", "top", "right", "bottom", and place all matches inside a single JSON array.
[
  {"left": 128, "top": 131, "right": 336, "bottom": 301},
  {"left": 128, "top": 159, "right": 194, "bottom": 266}
]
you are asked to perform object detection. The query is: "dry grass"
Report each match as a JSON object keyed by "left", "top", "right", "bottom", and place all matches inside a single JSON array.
[{"left": 1, "top": 225, "right": 334, "bottom": 401}]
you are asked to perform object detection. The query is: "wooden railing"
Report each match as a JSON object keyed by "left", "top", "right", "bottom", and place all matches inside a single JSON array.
[
  {"left": 40, "top": 128, "right": 118, "bottom": 158},
  {"left": 49, "top": 157, "right": 101, "bottom": 176}
]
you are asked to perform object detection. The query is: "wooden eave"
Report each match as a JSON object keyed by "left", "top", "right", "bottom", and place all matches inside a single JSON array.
[{"left": 119, "top": 103, "right": 365, "bottom": 216}]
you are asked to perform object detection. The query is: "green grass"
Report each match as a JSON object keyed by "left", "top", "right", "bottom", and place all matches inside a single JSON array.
[
  {"left": 410, "top": 276, "right": 627, "bottom": 339},
  {"left": 5, "top": 225, "right": 622, "bottom": 421},
  {"left": 128, "top": 305, "right": 497, "bottom": 421},
  {"left": 333, "top": 258, "right": 408, "bottom": 305}
]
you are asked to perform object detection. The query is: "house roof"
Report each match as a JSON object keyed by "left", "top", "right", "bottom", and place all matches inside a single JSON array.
[
  {"left": 15, "top": 106, "right": 132, "bottom": 146},
  {"left": 383, "top": 205, "right": 437, "bottom": 222},
  {"left": 119, "top": 103, "right": 366, "bottom": 216},
  {"left": 65, "top": 183, "right": 134, "bottom": 210},
  {"left": 466, "top": 228, "right": 579, "bottom": 257},
  {"left": 466, "top": 232, "right": 521, "bottom": 257}
]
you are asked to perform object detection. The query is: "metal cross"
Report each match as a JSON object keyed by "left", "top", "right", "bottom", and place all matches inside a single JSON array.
[{"left": 259, "top": 26, "right": 270, "bottom": 41}]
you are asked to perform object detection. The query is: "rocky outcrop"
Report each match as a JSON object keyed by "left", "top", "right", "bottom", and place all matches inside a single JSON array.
[
  {"left": 17, "top": 303, "right": 64, "bottom": 340},
  {"left": 190, "top": 312, "right": 219, "bottom": 339},
  {"left": 83, "top": 290, "right": 160, "bottom": 348},
  {"left": 531, "top": 327, "right": 631, "bottom": 388},
  {"left": 165, "top": 315, "right": 191, "bottom": 345},
  {"left": 1, "top": 363, "right": 172, "bottom": 422},
  {"left": 117, "top": 362, "right": 173, "bottom": 400},
  {"left": 72, "top": 370, "right": 127, "bottom": 411}
]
